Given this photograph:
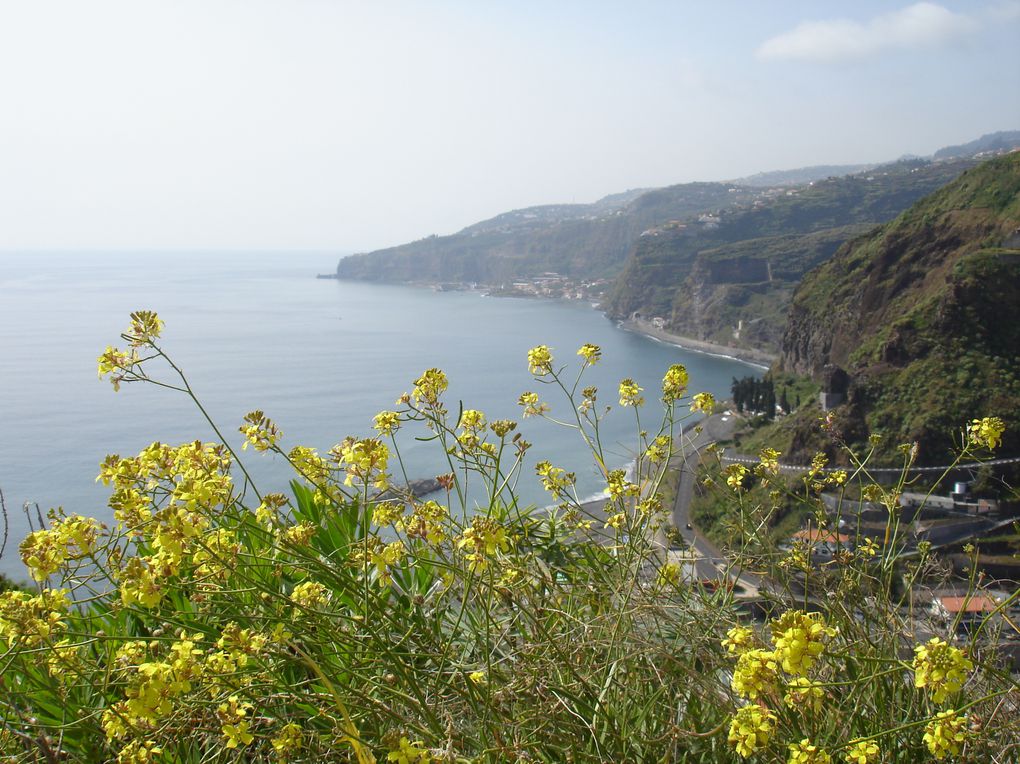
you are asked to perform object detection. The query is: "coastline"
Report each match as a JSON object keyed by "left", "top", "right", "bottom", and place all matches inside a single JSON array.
[{"left": 620, "top": 317, "right": 776, "bottom": 369}]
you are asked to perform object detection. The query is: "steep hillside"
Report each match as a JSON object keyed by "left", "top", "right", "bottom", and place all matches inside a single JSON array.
[
  {"left": 336, "top": 183, "right": 757, "bottom": 285},
  {"left": 779, "top": 152, "right": 1020, "bottom": 463},
  {"left": 605, "top": 159, "right": 975, "bottom": 350}
]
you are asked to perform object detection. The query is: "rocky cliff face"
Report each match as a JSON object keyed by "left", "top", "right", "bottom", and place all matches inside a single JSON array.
[{"left": 778, "top": 152, "right": 1020, "bottom": 461}]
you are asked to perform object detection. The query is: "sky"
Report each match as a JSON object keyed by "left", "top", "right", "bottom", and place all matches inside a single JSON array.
[{"left": 0, "top": 1, "right": 1017, "bottom": 252}]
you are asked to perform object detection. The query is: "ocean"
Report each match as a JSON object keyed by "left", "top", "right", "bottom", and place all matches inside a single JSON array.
[{"left": 0, "top": 251, "right": 761, "bottom": 579}]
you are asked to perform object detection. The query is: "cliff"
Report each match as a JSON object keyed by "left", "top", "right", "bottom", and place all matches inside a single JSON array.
[
  {"left": 778, "top": 152, "right": 1020, "bottom": 462},
  {"left": 604, "top": 158, "right": 976, "bottom": 352},
  {"left": 336, "top": 183, "right": 758, "bottom": 285}
]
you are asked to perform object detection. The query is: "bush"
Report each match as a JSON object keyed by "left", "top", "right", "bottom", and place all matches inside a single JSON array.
[{"left": 0, "top": 312, "right": 1016, "bottom": 762}]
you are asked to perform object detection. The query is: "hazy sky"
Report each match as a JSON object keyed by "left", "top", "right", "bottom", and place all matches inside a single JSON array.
[{"left": 1, "top": 1, "right": 1017, "bottom": 252}]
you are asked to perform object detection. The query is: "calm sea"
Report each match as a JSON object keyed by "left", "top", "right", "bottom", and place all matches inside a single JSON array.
[{"left": 0, "top": 251, "right": 761, "bottom": 579}]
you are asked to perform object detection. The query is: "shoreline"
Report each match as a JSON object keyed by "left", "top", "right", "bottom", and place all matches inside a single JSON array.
[
  {"left": 329, "top": 274, "right": 777, "bottom": 369},
  {"left": 620, "top": 317, "right": 776, "bottom": 369}
]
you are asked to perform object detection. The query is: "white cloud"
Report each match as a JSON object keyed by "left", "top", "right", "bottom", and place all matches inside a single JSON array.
[{"left": 757, "top": 2, "right": 979, "bottom": 62}]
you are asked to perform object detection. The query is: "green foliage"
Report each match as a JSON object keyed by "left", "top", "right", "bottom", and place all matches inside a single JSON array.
[
  {"left": 1, "top": 315, "right": 1018, "bottom": 762},
  {"left": 780, "top": 152, "right": 1020, "bottom": 463},
  {"left": 607, "top": 159, "right": 977, "bottom": 351}
]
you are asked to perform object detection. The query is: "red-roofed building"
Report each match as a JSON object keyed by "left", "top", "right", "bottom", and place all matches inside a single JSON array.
[{"left": 932, "top": 595, "right": 998, "bottom": 619}]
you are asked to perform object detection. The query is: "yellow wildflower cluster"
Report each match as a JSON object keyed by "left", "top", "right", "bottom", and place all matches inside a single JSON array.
[
  {"left": 605, "top": 468, "right": 638, "bottom": 501},
  {"left": 784, "top": 678, "right": 824, "bottom": 714},
  {"left": 912, "top": 637, "right": 973, "bottom": 704},
  {"left": 756, "top": 447, "right": 782, "bottom": 478},
  {"left": 387, "top": 736, "right": 434, "bottom": 763},
  {"left": 843, "top": 739, "right": 880, "bottom": 764},
  {"left": 618, "top": 378, "right": 644, "bottom": 407},
  {"left": 771, "top": 610, "right": 837, "bottom": 676},
  {"left": 0, "top": 588, "right": 68, "bottom": 648},
  {"left": 577, "top": 343, "right": 601, "bottom": 365},
  {"left": 788, "top": 738, "right": 831, "bottom": 764},
  {"left": 728, "top": 704, "right": 776, "bottom": 758},
  {"left": 19, "top": 514, "right": 102, "bottom": 580},
  {"left": 102, "top": 634, "right": 205, "bottom": 740},
  {"left": 536, "top": 460, "right": 576, "bottom": 499},
  {"left": 967, "top": 416, "right": 1005, "bottom": 450},
  {"left": 689, "top": 391, "right": 715, "bottom": 414},
  {"left": 656, "top": 561, "right": 683, "bottom": 587},
  {"left": 240, "top": 410, "right": 283, "bottom": 451},
  {"left": 527, "top": 345, "right": 553, "bottom": 375},
  {"left": 291, "top": 581, "right": 330, "bottom": 609},
  {"left": 644, "top": 435, "right": 672, "bottom": 463},
  {"left": 271, "top": 722, "right": 304, "bottom": 759},
  {"left": 923, "top": 710, "right": 971, "bottom": 759},
  {"left": 412, "top": 367, "right": 448, "bottom": 406},
  {"left": 338, "top": 436, "right": 390, "bottom": 489},
  {"left": 732, "top": 648, "right": 780, "bottom": 699},
  {"left": 350, "top": 537, "right": 406, "bottom": 585},
  {"left": 517, "top": 391, "right": 549, "bottom": 418},
  {"left": 661, "top": 363, "right": 689, "bottom": 402},
  {"left": 725, "top": 464, "right": 749, "bottom": 491},
  {"left": 125, "top": 310, "right": 165, "bottom": 345},
  {"left": 116, "top": 739, "right": 163, "bottom": 763},
  {"left": 722, "top": 625, "right": 755, "bottom": 655},
  {"left": 219, "top": 695, "right": 255, "bottom": 749},
  {"left": 374, "top": 410, "right": 402, "bottom": 435},
  {"left": 457, "top": 517, "right": 510, "bottom": 572},
  {"left": 399, "top": 500, "right": 449, "bottom": 545}
]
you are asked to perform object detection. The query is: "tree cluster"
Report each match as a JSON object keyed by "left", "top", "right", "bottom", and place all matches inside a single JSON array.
[{"left": 731, "top": 375, "right": 776, "bottom": 419}]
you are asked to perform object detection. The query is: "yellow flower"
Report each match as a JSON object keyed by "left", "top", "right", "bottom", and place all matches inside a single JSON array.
[
  {"left": 923, "top": 710, "right": 970, "bottom": 760},
  {"left": 339, "top": 437, "right": 390, "bottom": 489},
  {"left": 517, "top": 391, "right": 549, "bottom": 417},
  {"left": 784, "top": 677, "right": 824, "bottom": 713},
  {"left": 373, "top": 410, "right": 401, "bottom": 435},
  {"left": 457, "top": 517, "right": 510, "bottom": 572},
  {"left": 459, "top": 409, "right": 486, "bottom": 432},
  {"left": 412, "top": 367, "right": 448, "bottom": 406},
  {"left": 725, "top": 464, "right": 749, "bottom": 491},
  {"left": 372, "top": 501, "right": 404, "bottom": 527},
  {"left": 387, "top": 736, "right": 433, "bottom": 763},
  {"left": 732, "top": 649, "right": 780, "bottom": 699},
  {"left": 722, "top": 625, "right": 755, "bottom": 655},
  {"left": 126, "top": 310, "right": 165, "bottom": 346},
  {"left": 967, "top": 416, "right": 1005, "bottom": 450},
  {"left": 604, "top": 512, "right": 626, "bottom": 530},
  {"left": 757, "top": 447, "right": 781, "bottom": 476},
  {"left": 239, "top": 410, "right": 282, "bottom": 451},
  {"left": 912, "top": 637, "right": 973, "bottom": 704},
  {"left": 527, "top": 345, "right": 553, "bottom": 375},
  {"left": 690, "top": 391, "right": 715, "bottom": 414},
  {"left": 661, "top": 364, "right": 689, "bottom": 402},
  {"left": 219, "top": 696, "right": 255, "bottom": 749},
  {"left": 843, "top": 739, "right": 880, "bottom": 764},
  {"left": 535, "top": 460, "right": 576, "bottom": 498},
  {"left": 618, "top": 378, "right": 644, "bottom": 407},
  {"left": 290, "top": 581, "right": 329, "bottom": 609},
  {"left": 272, "top": 722, "right": 304, "bottom": 759},
  {"left": 645, "top": 435, "right": 672, "bottom": 463},
  {"left": 577, "top": 343, "right": 601, "bottom": 364},
  {"left": 97, "top": 345, "right": 142, "bottom": 390},
  {"left": 771, "top": 610, "right": 836, "bottom": 677},
  {"left": 657, "top": 562, "right": 682, "bottom": 587},
  {"left": 0, "top": 589, "right": 68, "bottom": 648},
  {"left": 469, "top": 670, "right": 487, "bottom": 685},
  {"left": 788, "top": 738, "right": 831, "bottom": 764},
  {"left": 728, "top": 704, "right": 776, "bottom": 758},
  {"left": 116, "top": 739, "right": 163, "bottom": 764}
]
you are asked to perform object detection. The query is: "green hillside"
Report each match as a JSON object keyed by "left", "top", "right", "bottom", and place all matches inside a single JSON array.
[
  {"left": 336, "top": 183, "right": 756, "bottom": 285},
  {"left": 777, "top": 152, "right": 1020, "bottom": 463},
  {"left": 604, "top": 159, "right": 975, "bottom": 352}
]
